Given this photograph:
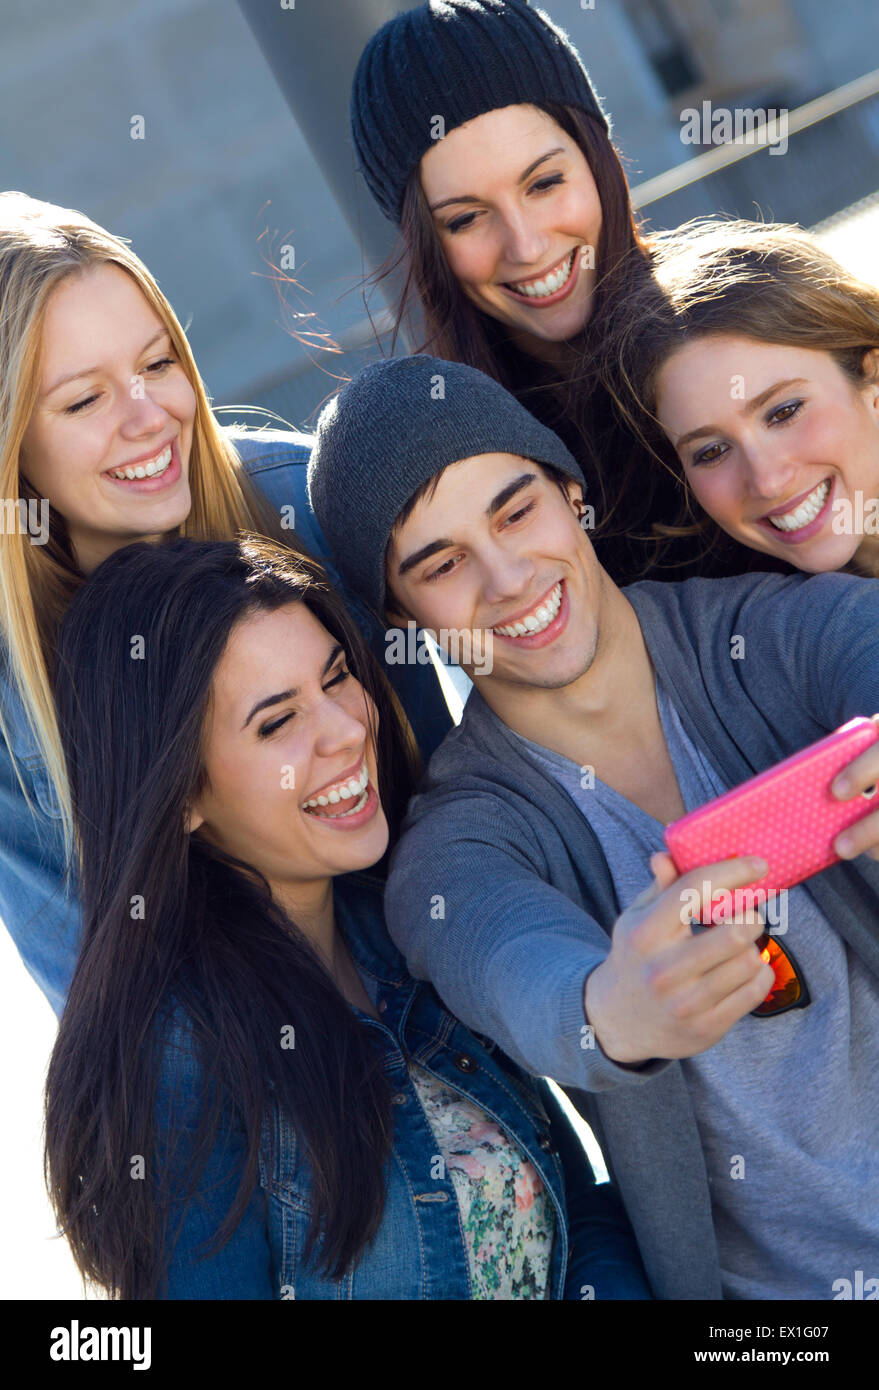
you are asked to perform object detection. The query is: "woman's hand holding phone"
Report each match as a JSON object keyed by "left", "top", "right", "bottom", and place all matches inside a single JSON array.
[{"left": 583, "top": 852, "right": 774, "bottom": 1066}]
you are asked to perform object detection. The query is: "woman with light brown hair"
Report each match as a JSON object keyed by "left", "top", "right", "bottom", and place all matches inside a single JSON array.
[{"left": 604, "top": 217, "right": 879, "bottom": 578}]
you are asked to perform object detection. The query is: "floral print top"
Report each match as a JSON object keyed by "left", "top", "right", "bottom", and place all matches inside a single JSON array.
[{"left": 407, "top": 1060, "right": 555, "bottom": 1299}]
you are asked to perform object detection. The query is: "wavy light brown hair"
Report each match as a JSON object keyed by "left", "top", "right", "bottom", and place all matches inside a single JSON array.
[
  {"left": 603, "top": 217, "right": 879, "bottom": 563},
  {"left": 0, "top": 193, "right": 288, "bottom": 841}
]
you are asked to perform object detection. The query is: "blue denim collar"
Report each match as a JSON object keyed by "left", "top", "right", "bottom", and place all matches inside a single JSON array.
[{"left": 332, "top": 870, "right": 410, "bottom": 989}]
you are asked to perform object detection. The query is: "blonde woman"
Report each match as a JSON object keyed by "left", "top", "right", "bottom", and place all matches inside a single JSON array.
[
  {"left": 605, "top": 219, "right": 879, "bottom": 579},
  {"left": 0, "top": 192, "right": 449, "bottom": 1016}
]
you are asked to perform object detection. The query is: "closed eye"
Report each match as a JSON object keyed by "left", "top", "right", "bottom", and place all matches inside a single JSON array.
[
  {"left": 325, "top": 666, "right": 350, "bottom": 689},
  {"left": 503, "top": 500, "right": 537, "bottom": 525},
  {"left": 66, "top": 394, "right": 99, "bottom": 415},
  {"left": 424, "top": 553, "right": 463, "bottom": 583},
  {"left": 65, "top": 357, "right": 177, "bottom": 414},
  {"left": 446, "top": 210, "right": 478, "bottom": 234},
  {"left": 258, "top": 667, "right": 351, "bottom": 737},
  {"left": 259, "top": 712, "right": 292, "bottom": 737},
  {"left": 530, "top": 173, "right": 564, "bottom": 194}
]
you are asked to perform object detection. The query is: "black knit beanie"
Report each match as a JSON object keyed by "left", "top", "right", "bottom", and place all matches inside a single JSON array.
[
  {"left": 351, "top": 0, "right": 609, "bottom": 225},
  {"left": 307, "top": 354, "right": 585, "bottom": 617}
]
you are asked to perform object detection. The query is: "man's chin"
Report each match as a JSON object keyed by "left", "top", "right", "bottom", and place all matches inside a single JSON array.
[{"left": 475, "top": 652, "right": 594, "bottom": 691}]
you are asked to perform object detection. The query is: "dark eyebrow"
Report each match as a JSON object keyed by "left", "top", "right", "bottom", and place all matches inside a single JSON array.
[
  {"left": 241, "top": 643, "right": 344, "bottom": 729},
  {"left": 428, "top": 148, "right": 566, "bottom": 213},
  {"left": 674, "top": 378, "right": 808, "bottom": 450},
  {"left": 397, "top": 471, "right": 537, "bottom": 578},
  {"left": 487, "top": 470, "right": 538, "bottom": 517},
  {"left": 43, "top": 327, "right": 171, "bottom": 398}
]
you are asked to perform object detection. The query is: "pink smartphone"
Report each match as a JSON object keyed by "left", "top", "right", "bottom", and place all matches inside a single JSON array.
[{"left": 664, "top": 716, "right": 879, "bottom": 923}]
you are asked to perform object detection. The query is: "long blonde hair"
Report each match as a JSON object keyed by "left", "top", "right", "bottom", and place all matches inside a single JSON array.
[{"left": 0, "top": 192, "right": 288, "bottom": 843}]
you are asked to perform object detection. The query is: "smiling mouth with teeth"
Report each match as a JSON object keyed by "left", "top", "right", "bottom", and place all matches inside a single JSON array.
[
  {"left": 764, "top": 478, "right": 831, "bottom": 532},
  {"left": 106, "top": 443, "right": 174, "bottom": 482},
  {"left": 493, "top": 581, "right": 562, "bottom": 638},
  {"left": 503, "top": 250, "right": 577, "bottom": 300},
  {"left": 302, "top": 761, "right": 370, "bottom": 818}
]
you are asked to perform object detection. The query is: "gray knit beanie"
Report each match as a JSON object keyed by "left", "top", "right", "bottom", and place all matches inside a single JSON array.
[
  {"left": 351, "top": 0, "right": 610, "bottom": 225},
  {"left": 307, "top": 354, "right": 585, "bottom": 616}
]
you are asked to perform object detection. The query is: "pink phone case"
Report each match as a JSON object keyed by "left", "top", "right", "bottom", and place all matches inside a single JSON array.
[{"left": 664, "top": 717, "right": 879, "bottom": 921}]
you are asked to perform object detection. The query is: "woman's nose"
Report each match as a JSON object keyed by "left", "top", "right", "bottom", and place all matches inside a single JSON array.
[
  {"left": 121, "top": 381, "right": 169, "bottom": 432},
  {"left": 498, "top": 208, "right": 550, "bottom": 269},
  {"left": 313, "top": 698, "right": 367, "bottom": 758},
  {"left": 740, "top": 439, "right": 798, "bottom": 500}
]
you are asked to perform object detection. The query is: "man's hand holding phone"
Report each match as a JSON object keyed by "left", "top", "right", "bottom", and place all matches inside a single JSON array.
[
  {"left": 832, "top": 713, "right": 879, "bottom": 860},
  {"left": 583, "top": 853, "right": 774, "bottom": 1065}
]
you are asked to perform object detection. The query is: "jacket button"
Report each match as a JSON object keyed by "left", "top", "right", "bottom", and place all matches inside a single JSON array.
[
  {"left": 453, "top": 1053, "right": 476, "bottom": 1073},
  {"left": 392, "top": 1092, "right": 408, "bottom": 1106},
  {"left": 537, "top": 1132, "right": 557, "bottom": 1154}
]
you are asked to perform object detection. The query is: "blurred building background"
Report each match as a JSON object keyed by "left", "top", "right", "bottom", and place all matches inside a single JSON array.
[
  {"left": 2, "top": 0, "right": 877, "bottom": 435},
  {"left": 1, "top": 0, "right": 878, "bottom": 1299}
]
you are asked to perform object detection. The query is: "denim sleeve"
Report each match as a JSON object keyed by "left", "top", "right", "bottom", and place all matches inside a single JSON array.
[
  {"left": 537, "top": 1082, "right": 653, "bottom": 1301},
  {"left": 155, "top": 1029, "right": 275, "bottom": 1301},
  {"left": 0, "top": 729, "right": 79, "bottom": 1016}
]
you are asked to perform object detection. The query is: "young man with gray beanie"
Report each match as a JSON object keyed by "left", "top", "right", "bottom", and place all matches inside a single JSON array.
[{"left": 307, "top": 353, "right": 879, "bottom": 1301}]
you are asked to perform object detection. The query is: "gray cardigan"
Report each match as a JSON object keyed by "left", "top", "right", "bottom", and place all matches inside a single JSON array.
[{"left": 384, "top": 569, "right": 879, "bottom": 1299}]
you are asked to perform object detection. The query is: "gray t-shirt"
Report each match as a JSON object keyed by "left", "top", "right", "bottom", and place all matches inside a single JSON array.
[{"left": 513, "top": 674, "right": 879, "bottom": 1300}]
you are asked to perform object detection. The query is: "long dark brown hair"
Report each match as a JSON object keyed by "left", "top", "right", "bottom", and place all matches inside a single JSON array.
[
  {"left": 45, "top": 535, "right": 422, "bottom": 1299},
  {"left": 368, "top": 103, "right": 712, "bottom": 582}
]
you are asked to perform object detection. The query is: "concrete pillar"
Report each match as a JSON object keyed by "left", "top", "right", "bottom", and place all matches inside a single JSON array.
[{"left": 237, "top": 0, "right": 422, "bottom": 287}]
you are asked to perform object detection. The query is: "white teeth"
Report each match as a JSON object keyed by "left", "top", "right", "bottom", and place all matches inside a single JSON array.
[
  {"left": 493, "top": 583, "right": 562, "bottom": 638},
  {"left": 507, "top": 251, "right": 575, "bottom": 299},
  {"left": 303, "top": 763, "right": 370, "bottom": 815},
  {"left": 767, "top": 479, "right": 830, "bottom": 531},
  {"left": 108, "top": 444, "right": 173, "bottom": 482}
]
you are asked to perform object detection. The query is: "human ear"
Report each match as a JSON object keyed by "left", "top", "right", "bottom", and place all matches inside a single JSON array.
[
  {"left": 184, "top": 803, "right": 204, "bottom": 834},
  {"left": 563, "top": 480, "right": 587, "bottom": 523},
  {"left": 861, "top": 347, "right": 879, "bottom": 382},
  {"left": 858, "top": 349, "right": 879, "bottom": 425},
  {"left": 860, "top": 348, "right": 879, "bottom": 406}
]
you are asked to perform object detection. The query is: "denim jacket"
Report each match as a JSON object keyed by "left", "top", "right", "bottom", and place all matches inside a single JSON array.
[
  {"left": 0, "top": 427, "right": 452, "bottom": 1016},
  {"left": 155, "top": 872, "right": 652, "bottom": 1300}
]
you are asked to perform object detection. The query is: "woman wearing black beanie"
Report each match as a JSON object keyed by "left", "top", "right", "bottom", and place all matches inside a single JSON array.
[{"left": 351, "top": 0, "right": 728, "bottom": 584}]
